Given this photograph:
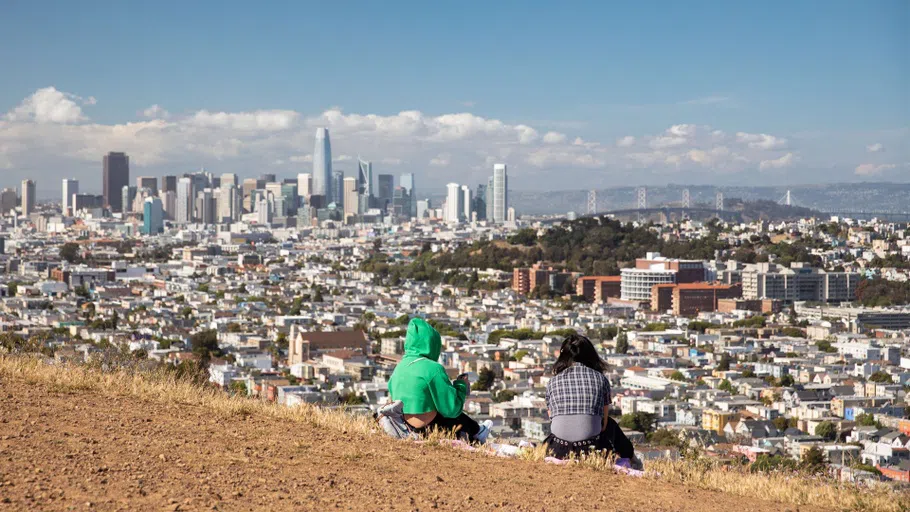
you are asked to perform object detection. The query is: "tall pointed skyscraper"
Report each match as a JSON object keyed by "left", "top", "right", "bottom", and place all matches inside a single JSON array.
[
  {"left": 312, "top": 128, "right": 332, "bottom": 204},
  {"left": 357, "top": 159, "right": 372, "bottom": 197}
]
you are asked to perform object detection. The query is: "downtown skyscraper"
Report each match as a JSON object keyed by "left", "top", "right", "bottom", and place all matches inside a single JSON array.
[
  {"left": 102, "top": 152, "right": 130, "bottom": 213},
  {"left": 297, "top": 173, "right": 312, "bottom": 198},
  {"left": 21, "top": 179, "right": 36, "bottom": 216},
  {"left": 357, "top": 159, "right": 373, "bottom": 197},
  {"left": 142, "top": 197, "right": 164, "bottom": 235},
  {"left": 62, "top": 178, "right": 78, "bottom": 216},
  {"left": 312, "top": 128, "right": 332, "bottom": 204},
  {"left": 400, "top": 173, "right": 415, "bottom": 217},
  {"left": 445, "top": 183, "right": 462, "bottom": 223},
  {"left": 492, "top": 164, "right": 508, "bottom": 223},
  {"left": 332, "top": 170, "right": 344, "bottom": 210},
  {"left": 176, "top": 177, "right": 193, "bottom": 224}
]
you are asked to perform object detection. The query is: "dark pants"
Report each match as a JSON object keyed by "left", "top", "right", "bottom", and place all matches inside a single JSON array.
[
  {"left": 544, "top": 417, "right": 635, "bottom": 460},
  {"left": 411, "top": 413, "right": 481, "bottom": 441}
]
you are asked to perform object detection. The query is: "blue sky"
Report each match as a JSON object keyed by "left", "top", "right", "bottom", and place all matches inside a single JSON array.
[{"left": 1, "top": 0, "right": 907, "bottom": 194}]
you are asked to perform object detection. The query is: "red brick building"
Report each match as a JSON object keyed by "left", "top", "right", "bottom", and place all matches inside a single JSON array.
[
  {"left": 673, "top": 283, "right": 742, "bottom": 316},
  {"left": 650, "top": 282, "right": 743, "bottom": 315},
  {"left": 717, "top": 298, "right": 781, "bottom": 314},
  {"left": 651, "top": 283, "right": 676, "bottom": 312},
  {"left": 576, "top": 276, "right": 622, "bottom": 302},
  {"left": 512, "top": 263, "right": 564, "bottom": 295},
  {"left": 512, "top": 268, "right": 531, "bottom": 294}
]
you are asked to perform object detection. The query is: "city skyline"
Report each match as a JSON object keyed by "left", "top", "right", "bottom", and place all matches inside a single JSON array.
[{"left": 0, "top": 2, "right": 907, "bottom": 195}]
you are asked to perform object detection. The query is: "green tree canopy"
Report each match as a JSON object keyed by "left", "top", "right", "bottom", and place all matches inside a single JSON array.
[
  {"left": 619, "top": 412, "right": 657, "bottom": 434},
  {"left": 615, "top": 331, "right": 629, "bottom": 354},
  {"left": 814, "top": 421, "right": 837, "bottom": 441},
  {"left": 868, "top": 371, "right": 893, "bottom": 384},
  {"left": 190, "top": 330, "right": 222, "bottom": 363},
  {"left": 60, "top": 242, "right": 80, "bottom": 263},
  {"left": 471, "top": 367, "right": 495, "bottom": 391},
  {"left": 800, "top": 446, "right": 827, "bottom": 474}
]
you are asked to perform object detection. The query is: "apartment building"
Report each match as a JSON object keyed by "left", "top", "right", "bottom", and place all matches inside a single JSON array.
[
  {"left": 621, "top": 253, "right": 706, "bottom": 302},
  {"left": 512, "top": 263, "right": 574, "bottom": 295},
  {"left": 702, "top": 409, "right": 737, "bottom": 434},
  {"left": 742, "top": 262, "right": 860, "bottom": 303}
]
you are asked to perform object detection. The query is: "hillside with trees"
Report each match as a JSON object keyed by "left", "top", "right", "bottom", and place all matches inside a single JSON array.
[{"left": 363, "top": 217, "right": 730, "bottom": 285}]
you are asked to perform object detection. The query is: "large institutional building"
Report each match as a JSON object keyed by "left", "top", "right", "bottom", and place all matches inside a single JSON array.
[{"left": 741, "top": 262, "right": 859, "bottom": 303}]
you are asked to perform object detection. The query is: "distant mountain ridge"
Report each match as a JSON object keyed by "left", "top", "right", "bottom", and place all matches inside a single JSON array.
[{"left": 492, "top": 182, "right": 910, "bottom": 216}]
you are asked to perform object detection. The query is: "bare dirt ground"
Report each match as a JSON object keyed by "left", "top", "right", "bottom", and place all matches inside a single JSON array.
[{"left": 0, "top": 379, "right": 821, "bottom": 512}]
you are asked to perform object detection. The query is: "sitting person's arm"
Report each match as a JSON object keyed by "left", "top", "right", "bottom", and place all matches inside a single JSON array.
[
  {"left": 427, "top": 367, "right": 468, "bottom": 418},
  {"left": 601, "top": 375, "right": 612, "bottom": 431}
]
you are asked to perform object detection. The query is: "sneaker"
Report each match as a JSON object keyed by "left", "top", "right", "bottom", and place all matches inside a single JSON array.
[
  {"left": 474, "top": 420, "right": 494, "bottom": 444},
  {"left": 377, "top": 400, "right": 404, "bottom": 417}
]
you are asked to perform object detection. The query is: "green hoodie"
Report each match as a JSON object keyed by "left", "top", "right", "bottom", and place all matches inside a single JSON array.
[{"left": 388, "top": 317, "right": 467, "bottom": 417}]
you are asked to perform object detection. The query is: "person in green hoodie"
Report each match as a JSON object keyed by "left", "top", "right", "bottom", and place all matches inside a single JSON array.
[{"left": 388, "top": 317, "right": 492, "bottom": 443}]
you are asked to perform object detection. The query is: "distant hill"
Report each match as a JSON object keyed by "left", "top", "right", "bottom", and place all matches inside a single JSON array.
[
  {"left": 726, "top": 198, "right": 820, "bottom": 222},
  {"left": 451, "top": 182, "right": 910, "bottom": 216}
]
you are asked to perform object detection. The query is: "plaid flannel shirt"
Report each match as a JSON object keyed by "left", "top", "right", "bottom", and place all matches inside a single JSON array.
[{"left": 546, "top": 363, "right": 611, "bottom": 417}]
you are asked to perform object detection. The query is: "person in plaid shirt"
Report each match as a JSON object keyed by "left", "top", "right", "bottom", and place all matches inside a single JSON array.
[{"left": 544, "top": 334, "right": 636, "bottom": 461}]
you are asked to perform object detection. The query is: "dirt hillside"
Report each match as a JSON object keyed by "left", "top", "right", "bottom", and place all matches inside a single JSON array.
[{"left": 0, "top": 374, "right": 821, "bottom": 512}]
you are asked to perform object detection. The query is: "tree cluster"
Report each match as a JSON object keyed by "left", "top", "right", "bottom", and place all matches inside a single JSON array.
[{"left": 855, "top": 278, "right": 910, "bottom": 307}]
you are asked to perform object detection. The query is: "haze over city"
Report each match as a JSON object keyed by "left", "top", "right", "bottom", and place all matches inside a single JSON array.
[{"left": 1, "top": 1, "right": 908, "bottom": 197}]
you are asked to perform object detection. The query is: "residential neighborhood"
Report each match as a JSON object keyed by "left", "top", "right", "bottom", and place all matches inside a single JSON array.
[{"left": 2, "top": 172, "right": 910, "bottom": 488}]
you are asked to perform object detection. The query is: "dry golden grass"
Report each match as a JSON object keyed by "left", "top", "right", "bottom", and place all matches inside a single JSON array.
[
  {"left": 2, "top": 354, "right": 907, "bottom": 512},
  {"left": 647, "top": 458, "right": 908, "bottom": 512},
  {"left": 0, "top": 355, "right": 375, "bottom": 436}
]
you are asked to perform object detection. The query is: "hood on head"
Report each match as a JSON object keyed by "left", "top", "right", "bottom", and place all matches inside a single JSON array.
[{"left": 404, "top": 317, "right": 442, "bottom": 361}]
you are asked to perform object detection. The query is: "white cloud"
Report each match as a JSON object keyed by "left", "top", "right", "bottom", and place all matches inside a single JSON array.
[
  {"left": 5, "top": 86, "right": 91, "bottom": 124},
  {"left": 514, "top": 125, "right": 539, "bottom": 145},
  {"left": 142, "top": 104, "right": 170, "bottom": 119},
  {"left": 616, "top": 136, "right": 636, "bottom": 147},
  {"left": 855, "top": 163, "right": 896, "bottom": 176},
  {"left": 542, "top": 131, "right": 567, "bottom": 144},
  {"left": 650, "top": 136, "right": 688, "bottom": 149},
  {"left": 866, "top": 143, "right": 884, "bottom": 153},
  {"left": 190, "top": 109, "right": 299, "bottom": 131},
  {"left": 736, "top": 132, "right": 787, "bottom": 150},
  {"left": 649, "top": 124, "right": 697, "bottom": 149},
  {"left": 526, "top": 147, "right": 603, "bottom": 168},
  {"left": 687, "top": 146, "right": 730, "bottom": 165},
  {"left": 759, "top": 152, "right": 796, "bottom": 170},
  {"left": 0, "top": 86, "right": 821, "bottom": 190},
  {"left": 668, "top": 124, "right": 697, "bottom": 137},
  {"left": 429, "top": 153, "right": 451, "bottom": 166}
]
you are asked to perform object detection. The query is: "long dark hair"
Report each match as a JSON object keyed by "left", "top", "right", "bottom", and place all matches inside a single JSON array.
[{"left": 552, "top": 334, "right": 606, "bottom": 375}]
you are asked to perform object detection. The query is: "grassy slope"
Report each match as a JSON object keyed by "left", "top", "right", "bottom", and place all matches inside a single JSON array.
[{"left": 0, "top": 356, "right": 905, "bottom": 512}]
